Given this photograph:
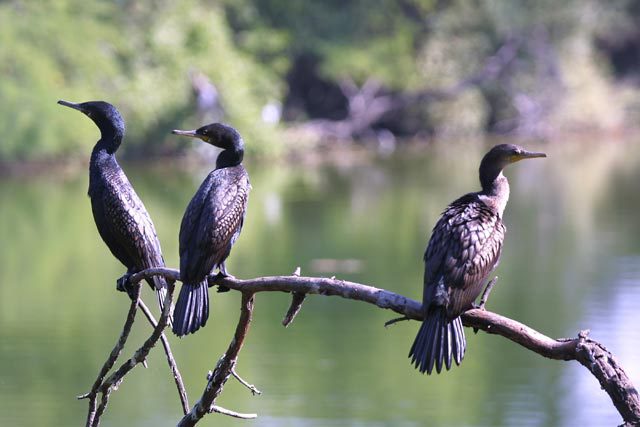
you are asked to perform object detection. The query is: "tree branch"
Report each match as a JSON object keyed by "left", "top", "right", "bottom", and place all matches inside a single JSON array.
[
  {"left": 137, "top": 298, "right": 189, "bottom": 414},
  {"left": 79, "top": 283, "right": 142, "bottom": 427},
  {"left": 177, "top": 292, "right": 256, "bottom": 427},
  {"left": 127, "top": 267, "right": 640, "bottom": 425},
  {"left": 88, "top": 280, "right": 175, "bottom": 427}
]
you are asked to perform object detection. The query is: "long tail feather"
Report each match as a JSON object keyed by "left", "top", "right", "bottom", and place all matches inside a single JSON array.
[
  {"left": 172, "top": 281, "right": 209, "bottom": 337},
  {"left": 148, "top": 275, "right": 173, "bottom": 328},
  {"left": 408, "top": 308, "right": 466, "bottom": 374}
]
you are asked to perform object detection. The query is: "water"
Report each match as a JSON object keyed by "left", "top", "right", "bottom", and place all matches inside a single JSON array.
[{"left": 1, "top": 139, "right": 639, "bottom": 426}]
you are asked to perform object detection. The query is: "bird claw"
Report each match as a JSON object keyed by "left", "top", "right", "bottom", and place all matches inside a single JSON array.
[{"left": 213, "top": 270, "right": 234, "bottom": 293}]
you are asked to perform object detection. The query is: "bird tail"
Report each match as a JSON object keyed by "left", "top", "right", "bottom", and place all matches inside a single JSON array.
[
  {"left": 408, "top": 308, "right": 466, "bottom": 374},
  {"left": 172, "top": 281, "right": 209, "bottom": 337}
]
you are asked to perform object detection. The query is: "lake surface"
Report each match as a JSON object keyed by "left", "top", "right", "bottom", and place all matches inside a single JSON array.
[{"left": 1, "top": 139, "right": 639, "bottom": 426}]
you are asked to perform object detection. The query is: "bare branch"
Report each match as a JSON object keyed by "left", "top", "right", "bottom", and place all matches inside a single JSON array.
[
  {"left": 231, "top": 368, "right": 262, "bottom": 395},
  {"left": 384, "top": 316, "right": 410, "bottom": 327},
  {"left": 137, "top": 299, "right": 189, "bottom": 414},
  {"left": 177, "top": 292, "right": 256, "bottom": 427},
  {"left": 282, "top": 292, "right": 306, "bottom": 327},
  {"left": 90, "top": 281, "right": 175, "bottom": 427},
  {"left": 210, "top": 405, "right": 257, "bottom": 419},
  {"left": 129, "top": 267, "right": 640, "bottom": 425},
  {"left": 80, "top": 283, "right": 141, "bottom": 427}
]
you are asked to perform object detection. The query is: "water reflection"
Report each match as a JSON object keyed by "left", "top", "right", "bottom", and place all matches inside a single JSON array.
[
  {"left": 0, "top": 139, "right": 639, "bottom": 426},
  {"left": 563, "top": 256, "right": 640, "bottom": 426}
]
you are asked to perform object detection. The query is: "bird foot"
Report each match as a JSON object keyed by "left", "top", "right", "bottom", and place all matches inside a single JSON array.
[
  {"left": 116, "top": 273, "right": 136, "bottom": 299},
  {"left": 212, "top": 271, "right": 234, "bottom": 293}
]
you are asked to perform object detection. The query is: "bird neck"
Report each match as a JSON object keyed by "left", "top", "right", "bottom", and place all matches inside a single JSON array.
[
  {"left": 94, "top": 126, "right": 123, "bottom": 155},
  {"left": 89, "top": 144, "right": 121, "bottom": 197},
  {"left": 90, "top": 142, "right": 119, "bottom": 171},
  {"left": 478, "top": 172, "right": 510, "bottom": 217},
  {"left": 216, "top": 146, "right": 244, "bottom": 169}
]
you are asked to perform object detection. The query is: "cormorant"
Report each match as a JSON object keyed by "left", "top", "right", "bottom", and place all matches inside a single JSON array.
[
  {"left": 57, "top": 100, "right": 169, "bottom": 314},
  {"left": 409, "top": 144, "right": 546, "bottom": 374},
  {"left": 171, "top": 123, "right": 250, "bottom": 337}
]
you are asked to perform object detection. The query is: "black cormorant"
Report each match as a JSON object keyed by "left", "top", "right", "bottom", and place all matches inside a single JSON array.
[
  {"left": 409, "top": 144, "right": 546, "bottom": 374},
  {"left": 57, "top": 100, "right": 169, "bottom": 313},
  {"left": 171, "top": 123, "right": 250, "bottom": 337}
]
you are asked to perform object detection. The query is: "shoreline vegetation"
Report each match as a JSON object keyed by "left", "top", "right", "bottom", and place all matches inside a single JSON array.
[
  {"left": 2, "top": 125, "right": 636, "bottom": 180},
  {"left": 5, "top": 1, "right": 640, "bottom": 166}
]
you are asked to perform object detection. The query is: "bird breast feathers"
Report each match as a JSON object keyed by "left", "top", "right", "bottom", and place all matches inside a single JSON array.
[{"left": 426, "top": 199, "right": 505, "bottom": 288}]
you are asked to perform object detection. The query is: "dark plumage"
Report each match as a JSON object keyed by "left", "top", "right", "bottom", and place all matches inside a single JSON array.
[
  {"left": 409, "top": 144, "right": 546, "bottom": 374},
  {"left": 57, "top": 100, "right": 169, "bottom": 313},
  {"left": 171, "top": 123, "right": 250, "bottom": 337}
]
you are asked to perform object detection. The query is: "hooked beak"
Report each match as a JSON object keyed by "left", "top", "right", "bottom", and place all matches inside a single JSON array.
[{"left": 57, "top": 99, "right": 84, "bottom": 112}]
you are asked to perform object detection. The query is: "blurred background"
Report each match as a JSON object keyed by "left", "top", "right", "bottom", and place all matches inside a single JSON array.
[{"left": 1, "top": 1, "right": 640, "bottom": 426}]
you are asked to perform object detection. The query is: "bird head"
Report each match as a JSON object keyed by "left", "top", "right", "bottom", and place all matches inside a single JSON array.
[
  {"left": 57, "top": 100, "right": 125, "bottom": 152},
  {"left": 479, "top": 144, "right": 546, "bottom": 190},
  {"left": 172, "top": 123, "right": 243, "bottom": 151},
  {"left": 482, "top": 143, "right": 546, "bottom": 169}
]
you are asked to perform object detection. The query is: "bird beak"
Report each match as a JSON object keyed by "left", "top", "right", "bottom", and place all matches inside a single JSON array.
[
  {"left": 515, "top": 150, "right": 547, "bottom": 161},
  {"left": 57, "top": 100, "right": 83, "bottom": 112},
  {"left": 172, "top": 129, "right": 208, "bottom": 142},
  {"left": 172, "top": 129, "right": 199, "bottom": 138}
]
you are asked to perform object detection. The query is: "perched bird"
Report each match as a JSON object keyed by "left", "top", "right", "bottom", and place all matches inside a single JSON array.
[
  {"left": 409, "top": 144, "right": 546, "bottom": 374},
  {"left": 57, "top": 100, "right": 169, "bottom": 314},
  {"left": 171, "top": 123, "right": 250, "bottom": 337}
]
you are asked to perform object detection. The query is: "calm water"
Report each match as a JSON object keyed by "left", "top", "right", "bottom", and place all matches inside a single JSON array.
[{"left": 1, "top": 139, "right": 639, "bottom": 427}]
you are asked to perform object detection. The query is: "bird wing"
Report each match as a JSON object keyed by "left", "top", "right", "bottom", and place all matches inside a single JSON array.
[
  {"left": 423, "top": 194, "right": 506, "bottom": 317},
  {"left": 179, "top": 166, "right": 250, "bottom": 283},
  {"left": 92, "top": 170, "right": 166, "bottom": 280}
]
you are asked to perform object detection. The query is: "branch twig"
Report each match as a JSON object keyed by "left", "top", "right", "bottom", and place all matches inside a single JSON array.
[
  {"left": 282, "top": 292, "right": 306, "bottom": 327},
  {"left": 384, "top": 316, "right": 410, "bottom": 327},
  {"left": 282, "top": 267, "right": 306, "bottom": 327},
  {"left": 137, "top": 298, "right": 189, "bottom": 414},
  {"left": 177, "top": 292, "right": 256, "bottom": 427},
  {"left": 90, "top": 280, "right": 175, "bottom": 427},
  {"left": 210, "top": 405, "right": 257, "bottom": 419},
  {"left": 231, "top": 368, "right": 262, "bottom": 395},
  {"left": 80, "top": 283, "right": 141, "bottom": 427}
]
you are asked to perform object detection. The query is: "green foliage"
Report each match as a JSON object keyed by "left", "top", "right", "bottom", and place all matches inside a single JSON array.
[
  {"left": 3, "top": 0, "right": 640, "bottom": 161},
  {"left": 226, "top": 0, "right": 438, "bottom": 88},
  {"left": 0, "top": 0, "right": 283, "bottom": 161}
]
